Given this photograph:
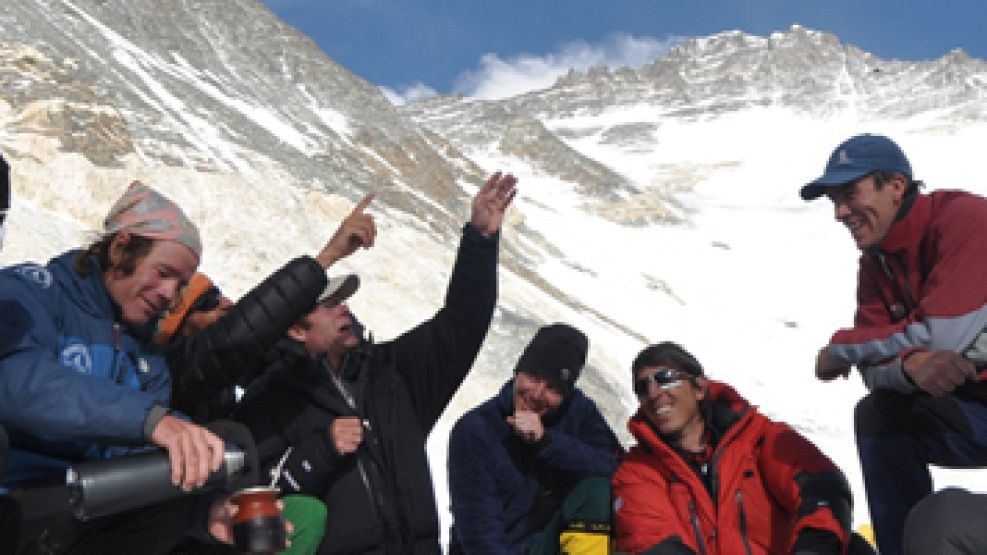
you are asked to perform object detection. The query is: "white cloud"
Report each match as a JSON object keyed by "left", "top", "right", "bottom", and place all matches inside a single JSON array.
[
  {"left": 379, "top": 82, "right": 439, "bottom": 105},
  {"left": 452, "top": 33, "right": 684, "bottom": 101}
]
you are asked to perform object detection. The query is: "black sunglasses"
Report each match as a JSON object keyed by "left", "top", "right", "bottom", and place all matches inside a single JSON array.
[
  {"left": 633, "top": 369, "right": 693, "bottom": 396},
  {"left": 188, "top": 286, "right": 222, "bottom": 313}
]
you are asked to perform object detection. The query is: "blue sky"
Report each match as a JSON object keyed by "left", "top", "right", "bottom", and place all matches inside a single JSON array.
[{"left": 260, "top": 0, "right": 987, "bottom": 103}]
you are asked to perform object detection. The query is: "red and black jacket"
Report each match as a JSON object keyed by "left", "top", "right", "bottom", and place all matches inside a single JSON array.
[{"left": 613, "top": 381, "right": 851, "bottom": 555}]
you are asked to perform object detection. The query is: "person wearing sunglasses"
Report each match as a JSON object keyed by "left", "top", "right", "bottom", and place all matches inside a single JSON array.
[
  {"left": 612, "top": 342, "right": 873, "bottom": 555},
  {"left": 447, "top": 323, "right": 621, "bottom": 555}
]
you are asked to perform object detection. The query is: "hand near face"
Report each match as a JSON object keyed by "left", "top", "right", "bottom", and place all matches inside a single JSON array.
[
  {"left": 506, "top": 410, "right": 544, "bottom": 444},
  {"left": 470, "top": 172, "right": 518, "bottom": 238},
  {"left": 815, "top": 346, "right": 851, "bottom": 381},
  {"left": 330, "top": 416, "right": 364, "bottom": 455},
  {"left": 316, "top": 193, "right": 376, "bottom": 268}
]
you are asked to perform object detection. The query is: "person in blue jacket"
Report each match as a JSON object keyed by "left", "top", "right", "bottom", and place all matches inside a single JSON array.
[
  {"left": 447, "top": 323, "right": 622, "bottom": 554},
  {"left": 0, "top": 181, "right": 239, "bottom": 553}
]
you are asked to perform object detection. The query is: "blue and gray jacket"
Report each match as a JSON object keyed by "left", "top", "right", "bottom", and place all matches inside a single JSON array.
[{"left": 0, "top": 250, "right": 171, "bottom": 487}]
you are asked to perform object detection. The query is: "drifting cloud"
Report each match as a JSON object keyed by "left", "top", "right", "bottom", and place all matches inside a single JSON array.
[
  {"left": 379, "top": 82, "right": 440, "bottom": 105},
  {"left": 452, "top": 33, "right": 684, "bottom": 101}
]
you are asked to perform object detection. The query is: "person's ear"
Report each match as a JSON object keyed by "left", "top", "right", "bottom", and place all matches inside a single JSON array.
[
  {"left": 693, "top": 376, "right": 708, "bottom": 401},
  {"left": 108, "top": 232, "right": 132, "bottom": 267},
  {"left": 890, "top": 173, "right": 908, "bottom": 203},
  {"left": 287, "top": 323, "right": 306, "bottom": 344}
]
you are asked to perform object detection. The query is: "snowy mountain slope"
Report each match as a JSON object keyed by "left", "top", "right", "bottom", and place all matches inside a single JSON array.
[{"left": 3, "top": 3, "right": 987, "bottom": 546}]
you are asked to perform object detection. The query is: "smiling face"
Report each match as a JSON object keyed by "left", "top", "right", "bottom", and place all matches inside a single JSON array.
[
  {"left": 513, "top": 371, "right": 565, "bottom": 417},
  {"left": 103, "top": 235, "right": 199, "bottom": 327},
  {"left": 636, "top": 365, "right": 706, "bottom": 442},
  {"left": 827, "top": 173, "right": 906, "bottom": 251}
]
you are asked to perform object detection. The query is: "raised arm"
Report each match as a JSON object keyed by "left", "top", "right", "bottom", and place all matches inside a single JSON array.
[
  {"left": 389, "top": 173, "right": 517, "bottom": 432},
  {"left": 171, "top": 193, "right": 378, "bottom": 407}
]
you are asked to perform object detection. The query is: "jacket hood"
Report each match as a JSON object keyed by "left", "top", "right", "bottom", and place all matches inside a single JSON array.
[
  {"left": 244, "top": 337, "right": 369, "bottom": 418},
  {"left": 628, "top": 380, "right": 754, "bottom": 458},
  {"left": 260, "top": 337, "right": 323, "bottom": 390},
  {"left": 48, "top": 251, "right": 114, "bottom": 320},
  {"left": 48, "top": 251, "right": 157, "bottom": 340}
]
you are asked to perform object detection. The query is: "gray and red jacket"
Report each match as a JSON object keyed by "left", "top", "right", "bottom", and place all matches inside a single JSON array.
[{"left": 824, "top": 190, "right": 987, "bottom": 392}]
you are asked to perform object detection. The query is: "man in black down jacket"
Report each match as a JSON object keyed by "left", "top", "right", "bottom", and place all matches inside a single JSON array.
[
  {"left": 236, "top": 172, "right": 518, "bottom": 554},
  {"left": 159, "top": 193, "right": 377, "bottom": 422}
]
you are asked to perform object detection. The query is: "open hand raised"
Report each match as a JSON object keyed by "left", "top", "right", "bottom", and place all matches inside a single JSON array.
[{"left": 470, "top": 172, "right": 517, "bottom": 238}]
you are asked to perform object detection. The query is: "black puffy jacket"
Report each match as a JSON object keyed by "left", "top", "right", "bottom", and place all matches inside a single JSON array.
[
  {"left": 167, "top": 256, "right": 326, "bottom": 422},
  {"left": 236, "top": 225, "right": 500, "bottom": 554}
]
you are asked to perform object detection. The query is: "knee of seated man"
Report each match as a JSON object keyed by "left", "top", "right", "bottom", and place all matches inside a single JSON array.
[
  {"left": 905, "top": 488, "right": 970, "bottom": 532},
  {"left": 902, "top": 487, "right": 980, "bottom": 554}
]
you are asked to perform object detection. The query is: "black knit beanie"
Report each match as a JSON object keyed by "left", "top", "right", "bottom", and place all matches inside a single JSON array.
[{"left": 514, "top": 323, "right": 588, "bottom": 396}]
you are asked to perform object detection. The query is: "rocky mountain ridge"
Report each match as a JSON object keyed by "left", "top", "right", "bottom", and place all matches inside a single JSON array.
[{"left": 3, "top": 6, "right": 987, "bottom": 531}]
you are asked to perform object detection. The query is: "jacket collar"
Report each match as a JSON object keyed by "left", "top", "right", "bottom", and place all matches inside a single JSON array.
[
  {"left": 51, "top": 251, "right": 158, "bottom": 340},
  {"left": 876, "top": 192, "right": 931, "bottom": 255},
  {"left": 628, "top": 380, "right": 752, "bottom": 463},
  {"left": 50, "top": 251, "right": 113, "bottom": 318}
]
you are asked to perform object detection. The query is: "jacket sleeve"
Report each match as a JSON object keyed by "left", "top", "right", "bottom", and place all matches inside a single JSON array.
[
  {"left": 267, "top": 427, "right": 343, "bottom": 496},
  {"left": 826, "top": 197, "right": 987, "bottom": 390},
  {"left": 534, "top": 395, "right": 620, "bottom": 477},
  {"left": 835, "top": 264, "right": 917, "bottom": 392},
  {"left": 612, "top": 457, "right": 695, "bottom": 555},
  {"left": 757, "top": 422, "right": 851, "bottom": 554},
  {"left": 387, "top": 224, "right": 499, "bottom": 433},
  {"left": 236, "top": 392, "right": 344, "bottom": 496},
  {"left": 170, "top": 256, "right": 326, "bottom": 412},
  {"left": 447, "top": 416, "right": 515, "bottom": 555},
  {"left": 0, "top": 272, "right": 159, "bottom": 443}
]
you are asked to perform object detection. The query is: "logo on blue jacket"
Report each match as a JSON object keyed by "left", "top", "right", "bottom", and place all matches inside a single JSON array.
[
  {"left": 14, "top": 264, "right": 53, "bottom": 289},
  {"left": 61, "top": 343, "right": 93, "bottom": 374}
]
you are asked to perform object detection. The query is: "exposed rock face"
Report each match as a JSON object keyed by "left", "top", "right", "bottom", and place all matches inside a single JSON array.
[
  {"left": 0, "top": 0, "right": 488, "bottom": 239},
  {"left": 3, "top": 6, "right": 987, "bottom": 520}
]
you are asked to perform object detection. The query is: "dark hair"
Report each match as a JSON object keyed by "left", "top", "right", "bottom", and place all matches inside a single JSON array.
[
  {"left": 632, "top": 341, "right": 705, "bottom": 378},
  {"left": 74, "top": 233, "right": 155, "bottom": 277},
  {"left": 872, "top": 170, "right": 922, "bottom": 195}
]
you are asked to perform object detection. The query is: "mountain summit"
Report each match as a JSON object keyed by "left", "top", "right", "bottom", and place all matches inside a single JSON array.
[{"left": 3, "top": 2, "right": 987, "bottom": 537}]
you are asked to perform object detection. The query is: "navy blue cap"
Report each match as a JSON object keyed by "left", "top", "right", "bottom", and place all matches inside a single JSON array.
[{"left": 800, "top": 134, "right": 912, "bottom": 201}]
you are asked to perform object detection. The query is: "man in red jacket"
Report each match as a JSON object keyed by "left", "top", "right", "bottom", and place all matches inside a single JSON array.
[
  {"left": 612, "top": 342, "right": 868, "bottom": 555},
  {"left": 803, "top": 134, "right": 987, "bottom": 555}
]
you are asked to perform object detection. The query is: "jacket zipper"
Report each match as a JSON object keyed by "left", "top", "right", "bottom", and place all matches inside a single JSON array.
[
  {"left": 112, "top": 322, "right": 124, "bottom": 384},
  {"left": 355, "top": 458, "right": 382, "bottom": 521},
  {"left": 735, "top": 490, "right": 753, "bottom": 555},
  {"left": 876, "top": 252, "right": 917, "bottom": 313},
  {"left": 893, "top": 252, "right": 918, "bottom": 311},
  {"left": 688, "top": 499, "right": 709, "bottom": 555},
  {"left": 328, "top": 363, "right": 387, "bottom": 530}
]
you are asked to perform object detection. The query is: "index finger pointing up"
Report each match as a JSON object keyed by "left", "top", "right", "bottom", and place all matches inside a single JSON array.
[{"left": 354, "top": 192, "right": 375, "bottom": 214}]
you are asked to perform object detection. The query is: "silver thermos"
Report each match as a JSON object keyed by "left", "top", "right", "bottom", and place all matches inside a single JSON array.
[{"left": 66, "top": 445, "right": 246, "bottom": 521}]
